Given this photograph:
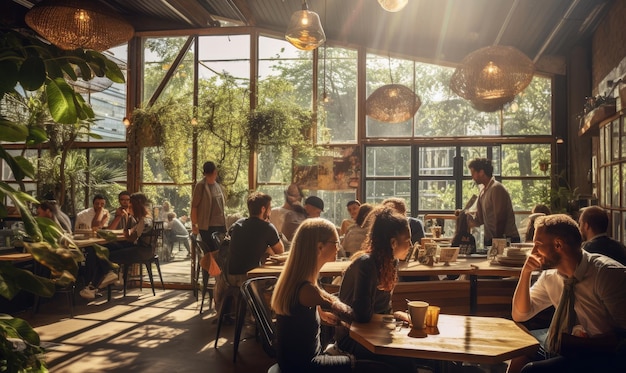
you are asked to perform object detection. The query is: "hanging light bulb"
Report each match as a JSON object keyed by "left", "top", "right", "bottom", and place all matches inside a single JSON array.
[
  {"left": 378, "top": 0, "right": 409, "bottom": 12},
  {"left": 285, "top": 0, "right": 326, "bottom": 51}
]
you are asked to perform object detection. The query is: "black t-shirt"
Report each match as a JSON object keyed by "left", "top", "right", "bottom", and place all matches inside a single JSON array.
[{"left": 227, "top": 217, "right": 280, "bottom": 274}]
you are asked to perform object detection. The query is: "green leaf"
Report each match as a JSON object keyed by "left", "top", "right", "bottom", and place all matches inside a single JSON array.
[
  {"left": 0, "top": 148, "right": 28, "bottom": 181},
  {"left": 0, "top": 263, "right": 55, "bottom": 300},
  {"left": 44, "top": 58, "right": 64, "bottom": 80},
  {"left": 104, "top": 58, "right": 125, "bottom": 83},
  {"left": 0, "top": 313, "right": 41, "bottom": 346},
  {"left": 26, "top": 242, "right": 79, "bottom": 279},
  {"left": 26, "top": 126, "right": 49, "bottom": 145},
  {"left": 0, "top": 118, "right": 29, "bottom": 142},
  {"left": 45, "top": 78, "right": 78, "bottom": 124},
  {"left": 0, "top": 60, "right": 18, "bottom": 94},
  {"left": 13, "top": 156, "right": 36, "bottom": 179},
  {"left": 77, "top": 61, "right": 93, "bottom": 81},
  {"left": 18, "top": 57, "right": 46, "bottom": 91}
]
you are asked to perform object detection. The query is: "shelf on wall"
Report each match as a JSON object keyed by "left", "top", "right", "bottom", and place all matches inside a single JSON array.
[{"left": 578, "top": 104, "right": 618, "bottom": 136}]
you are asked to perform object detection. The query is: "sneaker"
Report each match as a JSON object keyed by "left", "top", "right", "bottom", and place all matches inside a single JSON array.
[
  {"left": 98, "top": 271, "right": 118, "bottom": 288},
  {"left": 80, "top": 284, "right": 97, "bottom": 299}
]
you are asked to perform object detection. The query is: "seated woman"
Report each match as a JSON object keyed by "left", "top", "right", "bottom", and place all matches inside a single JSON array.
[
  {"left": 271, "top": 218, "right": 355, "bottom": 373},
  {"left": 80, "top": 192, "right": 152, "bottom": 299},
  {"left": 340, "top": 203, "right": 374, "bottom": 257},
  {"left": 336, "top": 206, "right": 416, "bottom": 372},
  {"left": 106, "top": 192, "right": 153, "bottom": 263}
]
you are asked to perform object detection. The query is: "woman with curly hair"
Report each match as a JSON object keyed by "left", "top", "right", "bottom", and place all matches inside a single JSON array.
[{"left": 335, "top": 206, "right": 415, "bottom": 372}]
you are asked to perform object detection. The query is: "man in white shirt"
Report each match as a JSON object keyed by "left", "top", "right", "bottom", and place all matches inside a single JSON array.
[
  {"left": 74, "top": 194, "right": 110, "bottom": 231},
  {"left": 509, "top": 214, "right": 626, "bottom": 372}
]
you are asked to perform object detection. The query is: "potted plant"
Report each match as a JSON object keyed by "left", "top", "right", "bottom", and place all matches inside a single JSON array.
[{"left": 0, "top": 28, "right": 124, "bottom": 372}]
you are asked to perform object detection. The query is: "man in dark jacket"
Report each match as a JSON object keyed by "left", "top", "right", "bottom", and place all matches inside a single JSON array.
[{"left": 579, "top": 205, "right": 626, "bottom": 265}]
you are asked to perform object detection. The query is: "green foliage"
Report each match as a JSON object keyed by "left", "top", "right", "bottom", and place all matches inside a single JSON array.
[
  {"left": 0, "top": 28, "right": 124, "bottom": 373},
  {"left": 0, "top": 313, "right": 47, "bottom": 373},
  {"left": 0, "top": 29, "right": 124, "bottom": 125}
]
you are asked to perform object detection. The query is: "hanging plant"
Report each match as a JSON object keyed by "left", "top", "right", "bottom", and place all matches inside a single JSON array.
[
  {"left": 245, "top": 104, "right": 314, "bottom": 151},
  {"left": 128, "top": 99, "right": 193, "bottom": 183}
]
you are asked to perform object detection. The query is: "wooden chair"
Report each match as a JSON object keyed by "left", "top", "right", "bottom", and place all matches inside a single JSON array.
[{"left": 117, "top": 221, "right": 165, "bottom": 297}]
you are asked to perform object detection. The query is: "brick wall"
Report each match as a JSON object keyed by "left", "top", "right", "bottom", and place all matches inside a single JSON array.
[{"left": 592, "top": 0, "right": 626, "bottom": 91}]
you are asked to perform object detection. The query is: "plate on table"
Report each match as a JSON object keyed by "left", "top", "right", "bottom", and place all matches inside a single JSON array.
[
  {"left": 494, "top": 255, "right": 526, "bottom": 267},
  {"left": 457, "top": 253, "right": 488, "bottom": 259}
]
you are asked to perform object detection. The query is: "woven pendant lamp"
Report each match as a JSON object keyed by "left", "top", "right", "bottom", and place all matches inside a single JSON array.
[
  {"left": 25, "top": 0, "right": 134, "bottom": 51},
  {"left": 450, "top": 45, "right": 534, "bottom": 112},
  {"left": 366, "top": 84, "right": 421, "bottom": 123}
]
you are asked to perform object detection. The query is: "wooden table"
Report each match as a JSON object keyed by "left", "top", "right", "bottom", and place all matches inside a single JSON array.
[
  {"left": 0, "top": 252, "right": 32, "bottom": 262},
  {"left": 248, "top": 257, "right": 525, "bottom": 315},
  {"left": 350, "top": 314, "right": 539, "bottom": 365}
]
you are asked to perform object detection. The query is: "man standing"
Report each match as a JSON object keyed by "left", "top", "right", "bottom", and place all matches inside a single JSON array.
[
  {"left": 579, "top": 206, "right": 626, "bottom": 265},
  {"left": 510, "top": 214, "right": 626, "bottom": 372},
  {"left": 190, "top": 161, "right": 227, "bottom": 251},
  {"left": 466, "top": 158, "right": 520, "bottom": 246},
  {"left": 74, "top": 194, "right": 110, "bottom": 231},
  {"left": 107, "top": 191, "right": 132, "bottom": 230}
]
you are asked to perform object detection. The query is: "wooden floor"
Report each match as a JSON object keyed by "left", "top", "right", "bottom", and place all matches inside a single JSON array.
[{"left": 20, "top": 287, "right": 275, "bottom": 373}]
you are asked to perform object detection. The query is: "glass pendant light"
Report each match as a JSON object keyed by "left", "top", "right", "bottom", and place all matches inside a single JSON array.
[
  {"left": 285, "top": 0, "right": 326, "bottom": 51},
  {"left": 378, "top": 0, "right": 409, "bottom": 12}
]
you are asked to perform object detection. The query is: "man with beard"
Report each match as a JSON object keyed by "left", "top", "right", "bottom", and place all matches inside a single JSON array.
[
  {"left": 107, "top": 191, "right": 132, "bottom": 230},
  {"left": 216, "top": 192, "right": 284, "bottom": 303},
  {"left": 508, "top": 214, "right": 626, "bottom": 373}
]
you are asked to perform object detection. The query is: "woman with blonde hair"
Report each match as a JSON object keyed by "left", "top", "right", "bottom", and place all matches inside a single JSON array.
[{"left": 271, "top": 218, "right": 355, "bottom": 372}]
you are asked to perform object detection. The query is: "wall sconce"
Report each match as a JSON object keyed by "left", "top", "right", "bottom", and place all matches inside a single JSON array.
[
  {"left": 122, "top": 117, "right": 131, "bottom": 127},
  {"left": 285, "top": 0, "right": 326, "bottom": 51},
  {"left": 556, "top": 137, "right": 564, "bottom": 144},
  {"left": 378, "top": 0, "right": 409, "bottom": 12}
]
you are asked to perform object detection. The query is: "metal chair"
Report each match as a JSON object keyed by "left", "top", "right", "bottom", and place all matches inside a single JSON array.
[
  {"left": 117, "top": 221, "right": 165, "bottom": 297},
  {"left": 190, "top": 234, "right": 215, "bottom": 313},
  {"left": 240, "top": 276, "right": 278, "bottom": 359}
]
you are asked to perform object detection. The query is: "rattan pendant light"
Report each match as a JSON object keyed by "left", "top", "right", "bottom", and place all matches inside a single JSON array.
[
  {"left": 450, "top": 45, "right": 534, "bottom": 112},
  {"left": 366, "top": 84, "right": 421, "bottom": 123},
  {"left": 25, "top": 0, "right": 134, "bottom": 51}
]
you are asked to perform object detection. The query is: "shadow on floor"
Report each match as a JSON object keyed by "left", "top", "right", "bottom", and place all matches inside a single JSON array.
[{"left": 19, "top": 288, "right": 276, "bottom": 373}]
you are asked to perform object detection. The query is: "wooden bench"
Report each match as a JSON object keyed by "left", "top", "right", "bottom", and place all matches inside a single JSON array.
[
  {"left": 475, "top": 277, "right": 517, "bottom": 318},
  {"left": 392, "top": 280, "right": 470, "bottom": 315}
]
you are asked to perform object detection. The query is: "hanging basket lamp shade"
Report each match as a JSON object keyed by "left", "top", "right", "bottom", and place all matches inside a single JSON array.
[
  {"left": 378, "top": 0, "right": 409, "bottom": 12},
  {"left": 449, "top": 45, "right": 534, "bottom": 112},
  {"left": 366, "top": 84, "right": 421, "bottom": 123},
  {"left": 25, "top": 0, "right": 134, "bottom": 51},
  {"left": 285, "top": 0, "right": 326, "bottom": 51}
]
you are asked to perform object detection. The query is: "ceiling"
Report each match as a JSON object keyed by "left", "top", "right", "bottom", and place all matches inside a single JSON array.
[{"left": 7, "top": 0, "right": 615, "bottom": 74}]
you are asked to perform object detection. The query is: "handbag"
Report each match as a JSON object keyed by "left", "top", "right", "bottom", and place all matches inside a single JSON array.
[{"left": 201, "top": 251, "right": 222, "bottom": 277}]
